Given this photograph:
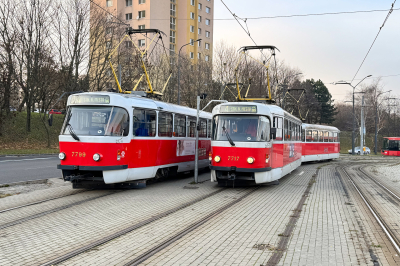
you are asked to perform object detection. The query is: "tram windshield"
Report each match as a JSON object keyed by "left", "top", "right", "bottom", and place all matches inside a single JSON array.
[
  {"left": 382, "top": 139, "right": 400, "bottom": 151},
  {"left": 212, "top": 115, "right": 270, "bottom": 142},
  {"left": 62, "top": 106, "right": 129, "bottom": 137}
]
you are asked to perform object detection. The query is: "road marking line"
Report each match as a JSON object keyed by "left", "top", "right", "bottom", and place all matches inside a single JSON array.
[
  {"left": 298, "top": 171, "right": 304, "bottom": 176},
  {"left": 0, "top": 158, "right": 55, "bottom": 163}
]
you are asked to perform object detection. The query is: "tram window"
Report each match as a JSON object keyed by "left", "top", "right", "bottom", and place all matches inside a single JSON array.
[
  {"left": 338, "top": 132, "right": 340, "bottom": 143},
  {"left": 133, "top": 109, "right": 156, "bottom": 137},
  {"left": 276, "top": 117, "right": 283, "bottom": 140},
  {"left": 188, "top": 116, "right": 196, "bottom": 137},
  {"left": 258, "top": 116, "right": 270, "bottom": 141},
  {"left": 312, "top": 130, "right": 318, "bottom": 142},
  {"left": 324, "top": 131, "right": 329, "bottom": 142},
  {"left": 158, "top": 112, "right": 173, "bottom": 137},
  {"left": 306, "top": 130, "right": 312, "bottom": 142},
  {"left": 199, "top": 119, "right": 207, "bottom": 138},
  {"left": 329, "top": 132, "right": 333, "bottom": 142},
  {"left": 284, "top": 119, "right": 288, "bottom": 140},
  {"left": 318, "top": 130, "right": 322, "bottom": 142},
  {"left": 174, "top": 114, "right": 186, "bottom": 137},
  {"left": 207, "top": 120, "right": 211, "bottom": 138}
]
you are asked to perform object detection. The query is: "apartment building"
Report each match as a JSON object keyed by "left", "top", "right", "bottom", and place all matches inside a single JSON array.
[{"left": 99, "top": 0, "right": 214, "bottom": 63}]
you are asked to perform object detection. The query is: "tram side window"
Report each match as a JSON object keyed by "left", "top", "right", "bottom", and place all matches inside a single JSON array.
[
  {"left": 333, "top": 132, "right": 337, "bottom": 142},
  {"left": 133, "top": 109, "right": 156, "bottom": 137},
  {"left": 199, "top": 119, "right": 207, "bottom": 138},
  {"left": 324, "top": 131, "right": 329, "bottom": 142},
  {"left": 318, "top": 130, "right": 323, "bottom": 142},
  {"left": 329, "top": 132, "right": 333, "bottom": 142},
  {"left": 284, "top": 119, "right": 288, "bottom": 140},
  {"left": 158, "top": 112, "right": 173, "bottom": 137},
  {"left": 174, "top": 114, "right": 186, "bottom": 137},
  {"left": 273, "top": 117, "right": 283, "bottom": 140},
  {"left": 188, "top": 116, "right": 196, "bottom": 137},
  {"left": 306, "top": 130, "right": 312, "bottom": 142},
  {"left": 207, "top": 120, "right": 211, "bottom": 138},
  {"left": 312, "top": 130, "right": 318, "bottom": 142}
]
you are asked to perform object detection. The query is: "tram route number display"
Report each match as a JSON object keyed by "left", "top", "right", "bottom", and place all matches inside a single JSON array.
[
  {"left": 220, "top": 105, "right": 257, "bottom": 113},
  {"left": 69, "top": 95, "right": 110, "bottom": 105}
]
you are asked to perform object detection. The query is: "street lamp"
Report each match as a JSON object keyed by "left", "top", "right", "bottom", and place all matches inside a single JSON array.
[
  {"left": 374, "top": 90, "right": 391, "bottom": 154},
  {"left": 177, "top": 39, "right": 202, "bottom": 105},
  {"left": 335, "top": 74, "right": 372, "bottom": 155},
  {"left": 280, "top": 72, "right": 302, "bottom": 109}
]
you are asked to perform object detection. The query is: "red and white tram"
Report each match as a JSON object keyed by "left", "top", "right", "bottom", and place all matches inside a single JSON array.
[
  {"left": 210, "top": 102, "right": 303, "bottom": 185},
  {"left": 301, "top": 123, "right": 340, "bottom": 162},
  {"left": 57, "top": 92, "right": 212, "bottom": 188},
  {"left": 209, "top": 102, "right": 340, "bottom": 185}
]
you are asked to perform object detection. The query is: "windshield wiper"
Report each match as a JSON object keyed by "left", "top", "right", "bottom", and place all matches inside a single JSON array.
[
  {"left": 66, "top": 112, "right": 80, "bottom": 141},
  {"left": 222, "top": 125, "right": 235, "bottom": 147}
]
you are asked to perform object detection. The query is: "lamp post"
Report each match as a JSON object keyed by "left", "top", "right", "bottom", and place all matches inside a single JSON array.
[
  {"left": 374, "top": 90, "right": 391, "bottom": 154},
  {"left": 280, "top": 72, "right": 302, "bottom": 109},
  {"left": 335, "top": 74, "right": 372, "bottom": 155},
  {"left": 177, "top": 39, "right": 202, "bottom": 105}
]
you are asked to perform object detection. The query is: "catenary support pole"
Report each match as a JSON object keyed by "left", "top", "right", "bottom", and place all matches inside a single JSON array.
[
  {"left": 360, "top": 95, "right": 364, "bottom": 155},
  {"left": 194, "top": 95, "right": 200, "bottom": 184}
]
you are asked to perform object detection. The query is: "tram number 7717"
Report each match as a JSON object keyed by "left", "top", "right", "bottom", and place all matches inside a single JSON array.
[{"left": 228, "top": 156, "right": 239, "bottom": 161}]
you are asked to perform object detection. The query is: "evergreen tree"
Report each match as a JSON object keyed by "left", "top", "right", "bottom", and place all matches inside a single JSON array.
[{"left": 310, "top": 79, "right": 337, "bottom": 124}]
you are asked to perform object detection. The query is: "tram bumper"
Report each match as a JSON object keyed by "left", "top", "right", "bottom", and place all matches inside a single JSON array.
[
  {"left": 57, "top": 164, "right": 129, "bottom": 184},
  {"left": 209, "top": 166, "right": 272, "bottom": 183}
]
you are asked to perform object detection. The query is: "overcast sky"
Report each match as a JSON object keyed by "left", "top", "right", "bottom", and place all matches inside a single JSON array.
[{"left": 213, "top": 0, "right": 400, "bottom": 102}]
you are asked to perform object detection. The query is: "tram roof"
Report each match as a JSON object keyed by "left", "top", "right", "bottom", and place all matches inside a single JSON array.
[
  {"left": 67, "top": 92, "right": 212, "bottom": 119},
  {"left": 212, "top": 102, "right": 301, "bottom": 123},
  {"left": 302, "top": 123, "right": 340, "bottom": 132}
]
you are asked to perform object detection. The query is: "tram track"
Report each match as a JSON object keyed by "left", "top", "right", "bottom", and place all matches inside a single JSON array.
[
  {"left": 341, "top": 165, "right": 400, "bottom": 256},
  {"left": 39, "top": 187, "right": 231, "bottom": 266},
  {"left": 0, "top": 190, "right": 120, "bottom": 230}
]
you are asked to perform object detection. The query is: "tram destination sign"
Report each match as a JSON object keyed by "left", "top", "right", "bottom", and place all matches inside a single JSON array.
[
  {"left": 69, "top": 95, "right": 110, "bottom": 105},
  {"left": 220, "top": 105, "right": 257, "bottom": 113}
]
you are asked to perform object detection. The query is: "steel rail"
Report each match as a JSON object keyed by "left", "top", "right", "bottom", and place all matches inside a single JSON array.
[
  {"left": 124, "top": 186, "right": 260, "bottom": 266},
  {"left": 359, "top": 166, "right": 400, "bottom": 201},
  {"left": 0, "top": 189, "right": 91, "bottom": 214},
  {"left": 341, "top": 166, "right": 400, "bottom": 255},
  {"left": 39, "top": 188, "right": 227, "bottom": 266}
]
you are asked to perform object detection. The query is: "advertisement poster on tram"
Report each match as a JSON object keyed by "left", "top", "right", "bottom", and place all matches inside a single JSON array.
[{"left": 176, "top": 140, "right": 195, "bottom": 156}]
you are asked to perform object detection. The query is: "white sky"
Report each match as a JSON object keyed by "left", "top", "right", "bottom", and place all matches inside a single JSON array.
[{"left": 213, "top": 0, "right": 400, "bottom": 102}]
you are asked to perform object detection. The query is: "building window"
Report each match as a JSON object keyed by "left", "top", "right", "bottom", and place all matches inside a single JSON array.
[
  {"left": 190, "top": 38, "right": 194, "bottom": 46},
  {"left": 126, "top": 0, "right": 132, "bottom": 6},
  {"left": 190, "top": 0, "right": 195, "bottom": 6},
  {"left": 106, "top": 0, "right": 113, "bottom": 7},
  {"left": 138, "top": 25, "right": 145, "bottom": 29},
  {"left": 198, "top": 40, "right": 201, "bottom": 47},
  {"left": 139, "top": 0, "right": 145, "bottom": 4},
  {"left": 170, "top": 44, "right": 176, "bottom": 56},
  {"left": 106, "top": 27, "right": 112, "bottom": 35},
  {"left": 170, "top": 30, "right": 175, "bottom": 43},
  {"left": 138, "top": 39, "right": 145, "bottom": 47},
  {"left": 170, "top": 3, "right": 176, "bottom": 17},
  {"left": 171, "top": 17, "right": 176, "bottom": 30},
  {"left": 205, "top": 43, "right": 210, "bottom": 49},
  {"left": 125, "top": 41, "right": 132, "bottom": 48},
  {"left": 205, "top": 31, "right": 210, "bottom": 37},
  {"left": 205, "top": 19, "right": 210, "bottom": 25},
  {"left": 198, "top": 3, "right": 202, "bottom": 10},
  {"left": 138, "top": 11, "right": 145, "bottom": 18},
  {"left": 106, "top": 41, "right": 112, "bottom": 49},
  {"left": 190, "top": 25, "right": 194, "bottom": 33},
  {"left": 126, "top": 13, "right": 132, "bottom": 20},
  {"left": 205, "top": 55, "right": 209, "bottom": 61},
  {"left": 190, "top": 52, "right": 194, "bottom": 59},
  {"left": 198, "top": 52, "right": 201, "bottom": 59},
  {"left": 206, "top": 6, "right": 210, "bottom": 13},
  {"left": 198, "top": 28, "right": 201, "bottom": 35},
  {"left": 190, "top": 12, "right": 194, "bottom": 19},
  {"left": 198, "top": 16, "right": 202, "bottom": 22}
]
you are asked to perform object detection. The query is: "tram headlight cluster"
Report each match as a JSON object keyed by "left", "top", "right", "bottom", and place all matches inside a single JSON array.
[
  {"left": 214, "top": 156, "right": 221, "bottom": 163},
  {"left": 247, "top": 157, "right": 255, "bottom": 164},
  {"left": 58, "top": 152, "right": 66, "bottom": 160},
  {"left": 93, "top": 153, "right": 101, "bottom": 162}
]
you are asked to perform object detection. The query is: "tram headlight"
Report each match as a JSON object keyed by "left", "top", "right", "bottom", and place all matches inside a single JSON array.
[
  {"left": 247, "top": 157, "right": 255, "bottom": 164},
  {"left": 93, "top": 153, "right": 101, "bottom": 162},
  {"left": 214, "top": 156, "right": 221, "bottom": 163},
  {"left": 58, "top": 152, "right": 66, "bottom": 160}
]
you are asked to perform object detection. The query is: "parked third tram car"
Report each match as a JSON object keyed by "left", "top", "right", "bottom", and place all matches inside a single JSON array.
[
  {"left": 381, "top": 137, "right": 400, "bottom": 156},
  {"left": 57, "top": 92, "right": 212, "bottom": 188},
  {"left": 209, "top": 102, "right": 340, "bottom": 186}
]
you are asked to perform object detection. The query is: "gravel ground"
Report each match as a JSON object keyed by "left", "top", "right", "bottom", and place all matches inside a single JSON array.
[
  {"left": 0, "top": 178, "right": 69, "bottom": 198},
  {"left": 371, "top": 161, "right": 400, "bottom": 183}
]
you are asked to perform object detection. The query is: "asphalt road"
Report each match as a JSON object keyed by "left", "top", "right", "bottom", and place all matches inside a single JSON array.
[{"left": 0, "top": 155, "right": 61, "bottom": 185}]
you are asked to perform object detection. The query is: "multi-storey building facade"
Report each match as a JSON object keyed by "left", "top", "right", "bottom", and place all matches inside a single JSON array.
[{"left": 98, "top": 0, "right": 214, "bottom": 63}]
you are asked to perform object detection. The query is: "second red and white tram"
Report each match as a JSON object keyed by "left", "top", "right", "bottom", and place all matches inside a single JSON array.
[
  {"left": 57, "top": 92, "right": 212, "bottom": 188},
  {"left": 209, "top": 102, "right": 340, "bottom": 185}
]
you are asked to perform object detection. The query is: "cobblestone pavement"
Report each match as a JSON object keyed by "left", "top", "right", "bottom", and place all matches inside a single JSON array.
[{"left": 1, "top": 158, "right": 399, "bottom": 266}]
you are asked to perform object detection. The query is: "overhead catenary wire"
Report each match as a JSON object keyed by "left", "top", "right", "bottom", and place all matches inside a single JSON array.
[{"left": 351, "top": 0, "right": 397, "bottom": 83}]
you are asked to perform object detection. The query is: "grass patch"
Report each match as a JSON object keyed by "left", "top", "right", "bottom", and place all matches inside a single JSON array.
[{"left": 0, "top": 112, "right": 63, "bottom": 155}]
